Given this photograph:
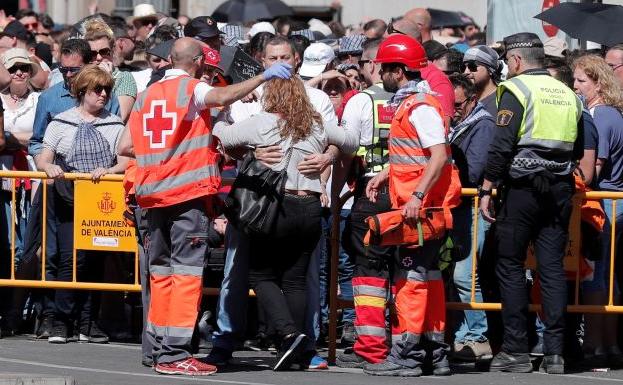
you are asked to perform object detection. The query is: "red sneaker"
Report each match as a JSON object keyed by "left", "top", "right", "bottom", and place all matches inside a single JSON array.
[{"left": 154, "top": 357, "right": 217, "bottom": 376}]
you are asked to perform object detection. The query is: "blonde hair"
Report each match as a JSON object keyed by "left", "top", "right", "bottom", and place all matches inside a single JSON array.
[
  {"left": 262, "top": 78, "right": 323, "bottom": 142},
  {"left": 70, "top": 64, "right": 114, "bottom": 103},
  {"left": 573, "top": 54, "right": 623, "bottom": 110},
  {"left": 84, "top": 19, "right": 115, "bottom": 49}
]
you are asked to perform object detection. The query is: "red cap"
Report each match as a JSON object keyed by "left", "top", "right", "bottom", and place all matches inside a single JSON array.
[
  {"left": 202, "top": 46, "right": 222, "bottom": 71},
  {"left": 375, "top": 34, "right": 427, "bottom": 71}
]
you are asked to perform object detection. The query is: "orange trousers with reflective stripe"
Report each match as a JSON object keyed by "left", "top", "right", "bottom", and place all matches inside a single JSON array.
[{"left": 144, "top": 198, "right": 210, "bottom": 364}]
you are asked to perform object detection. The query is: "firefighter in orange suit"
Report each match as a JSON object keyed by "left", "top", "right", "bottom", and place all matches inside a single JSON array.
[
  {"left": 362, "top": 35, "right": 462, "bottom": 377},
  {"left": 117, "top": 37, "right": 292, "bottom": 376}
]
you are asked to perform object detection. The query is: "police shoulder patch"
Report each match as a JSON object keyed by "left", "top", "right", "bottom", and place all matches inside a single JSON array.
[{"left": 496, "top": 109, "right": 514, "bottom": 126}]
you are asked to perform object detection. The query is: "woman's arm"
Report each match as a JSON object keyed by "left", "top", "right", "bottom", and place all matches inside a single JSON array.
[
  {"left": 118, "top": 95, "right": 136, "bottom": 123},
  {"left": 36, "top": 147, "right": 63, "bottom": 178},
  {"left": 91, "top": 155, "right": 130, "bottom": 180},
  {"left": 212, "top": 115, "right": 266, "bottom": 150}
]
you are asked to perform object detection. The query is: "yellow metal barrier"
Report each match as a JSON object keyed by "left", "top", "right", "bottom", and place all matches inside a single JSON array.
[{"left": 1, "top": 171, "right": 622, "bottom": 363}]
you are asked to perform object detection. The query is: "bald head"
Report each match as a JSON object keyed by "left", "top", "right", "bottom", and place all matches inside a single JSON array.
[
  {"left": 390, "top": 18, "right": 421, "bottom": 42},
  {"left": 405, "top": 8, "right": 431, "bottom": 41},
  {"left": 171, "top": 37, "right": 202, "bottom": 70}
]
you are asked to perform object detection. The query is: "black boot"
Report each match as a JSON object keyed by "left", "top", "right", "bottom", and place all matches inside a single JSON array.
[
  {"left": 539, "top": 354, "right": 564, "bottom": 374},
  {"left": 489, "top": 351, "right": 532, "bottom": 373}
]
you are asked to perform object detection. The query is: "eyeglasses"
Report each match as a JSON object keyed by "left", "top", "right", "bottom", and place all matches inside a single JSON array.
[
  {"left": 358, "top": 59, "right": 371, "bottom": 67},
  {"left": 22, "top": 22, "right": 38, "bottom": 30},
  {"left": 454, "top": 98, "right": 470, "bottom": 109},
  {"left": 8, "top": 64, "right": 31, "bottom": 74},
  {"left": 461, "top": 61, "right": 480, "bottom": 73},
  {"left": 387, "top": 21, "right": 406, "bottom": 36},
  {"left": 192, "top": 53, "right": 205, "bottom": 62},
  {"left": 92, "top": 85, "right": 112, "bottom": 94},
  {"left": 58, "top": 66, "right": 83, "bottom": 75},
  {"left": 91, "top": 48, "right": 112, "bottom": 58},
  {"left": 608, "top": 62, "right": 623, "bottom": 71}
]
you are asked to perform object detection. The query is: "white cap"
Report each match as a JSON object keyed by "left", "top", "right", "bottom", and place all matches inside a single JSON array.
[
  {"left": 248, "top": 22, "right": 275, "bottom": 38},
  {"left": 308, "top": 18, "right": 332, "bottom": 38},
  {"left": 299, "top": 43, "right": 335, "bottom": 78},
  {"left": 133, "top": 3, "right": 157, "bottom": 18}
]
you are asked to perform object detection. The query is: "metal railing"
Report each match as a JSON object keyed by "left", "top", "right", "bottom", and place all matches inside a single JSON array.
[{"left": 1, "top": 171, "right": 622, "bottom": 363}]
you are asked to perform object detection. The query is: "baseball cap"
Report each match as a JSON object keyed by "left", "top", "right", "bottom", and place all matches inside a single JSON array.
[
  {"left": 299, "top": 42, "right": 335, "bottom": 78},
  {"left": 308, "top": 19, "right": 332, "bottom": 39},
  {"left": 543, "top": 37, "right": 568, "bottom": 58},
  {"left": 146, "top": 39, "right": 176, "bottom": 60},
  {"left": 0, "top": 20, "right": 30, "bottom": 42},
  {"left": 1, "top": 48, "right": 38, "bottom": 75},
  {"left": 248, "top": 22, "right": 275, "bottom": 38},
  {"left": 203, "top": 46, "right": 224, "bottom": 72},
  {"left": 185, "top": 16, "right": 223, "bottom": 39}
]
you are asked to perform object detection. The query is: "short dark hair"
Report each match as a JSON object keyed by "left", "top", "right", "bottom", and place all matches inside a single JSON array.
[
  {"left": 382, "top": 62, "right": 420, "bottom": 81},
  {"left": 60, "top": 38, "right": 93, "bottom": 64},
  {"left": 509, "top": 47, "right": 545, "bottom": 67},
  {"left": 450, "top": 73, "right": 476, "bottom": 99},
  {"left": 362, "top": 37, "right": 383, "bottom": 53},
  {"left": 289, "top": 34, "right": 310, "bottom": 61},
  {"left": 545, "top": 57, "right": 573, "bottom": 88},
  {"left": 38, "top": 13, "right": 54, "bottom": 30},
  {"left": 15, "top": 9, "right": 37, "bottom": 21},
  {"left": 247, "top": 32, "right": 275, "bottom": 58},
  {"left": 263, "top": 36, "right": 296, "bottom": 57}
]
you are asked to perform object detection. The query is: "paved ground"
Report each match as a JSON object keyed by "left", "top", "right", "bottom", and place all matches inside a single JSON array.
[{"left": 2, "top": 336, "right": 623, "bottom": 385}]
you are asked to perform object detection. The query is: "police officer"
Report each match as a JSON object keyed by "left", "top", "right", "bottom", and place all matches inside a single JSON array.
[{"left": 478, "top": 33, "right": 584, "bottom": 375}]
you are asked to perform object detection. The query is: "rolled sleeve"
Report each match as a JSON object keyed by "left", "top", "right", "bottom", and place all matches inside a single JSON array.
[{"left": 408, "top": 105, "right": 446, "bottom": 148}]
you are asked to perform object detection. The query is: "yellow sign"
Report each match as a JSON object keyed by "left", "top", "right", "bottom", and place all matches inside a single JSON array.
[{"left": 74, "top": 180, "right": 137, "bottom": 252}]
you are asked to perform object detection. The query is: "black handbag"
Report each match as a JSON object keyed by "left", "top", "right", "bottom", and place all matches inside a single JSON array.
[{"left": 224, "top": 147, "right": 293, "bottom": 236}]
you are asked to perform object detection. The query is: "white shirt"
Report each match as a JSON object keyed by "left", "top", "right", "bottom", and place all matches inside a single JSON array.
[
  {"left": 341, "top": 92, "right": 373, "bottom": 147},
  {"left": 160, "top": 69, "right": 214, "bottom": 120},
  {"left": 409, "top": 105, "right": 446, "bottom": 148},
  {"left": 1, "top": 92, "right": 39, "bottom": 134},
  {"left": 132, "top": 68, "right": 153, "bottom": 94}
]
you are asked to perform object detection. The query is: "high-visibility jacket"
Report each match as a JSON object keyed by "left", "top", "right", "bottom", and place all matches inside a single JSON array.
[
  {"left": 497, "top": 74, "right": 582, "bottom": 179},
  {"left": 128, "top": 75, "right": 221, "bottom": 208},
  {"left": 356, "top": 83, "right": 396, "bottom": 174},
  {"left": 388, "top": 92, "right": 462, "bottom": 212}
]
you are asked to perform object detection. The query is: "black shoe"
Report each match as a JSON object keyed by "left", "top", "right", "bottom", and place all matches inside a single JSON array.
[
  {"left": 336, "top": 348, "right": 367, "bottom": 368},
  {"left": 79, "top": 322, "right": 109, "bottom": 343},
  {"left": 36, "top": 316, "right": 53, "bottom": 340},
  {"left": 489, "top": 351, "right": 532, "bottom": 373},
  {"left": 341, "top": 322, "right": 356, "bottom": 346},
  {"left": 48, "top": 321, "right": 68, "bottom": 344},
  {"left": 244, "top": 333, "right": 272, "bottom": 351},
  {"left": 363, "top": 360, "right": 422, "bottom": 377},
  {"left": 141, "top": 356, "right": 154, "bottom": 367},
  {"left": 205, "top": 346, "right": 233, "bottom": 366},
  {"left": 539, "top": 354, "right": 564, "bottom": 374},
  {"left": 274, "top": 333, "right": 308, "bottom": 371}
]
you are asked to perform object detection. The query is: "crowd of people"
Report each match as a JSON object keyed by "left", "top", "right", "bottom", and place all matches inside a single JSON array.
[{"left": 0, "top": 1, "right": 622, "bottom": 379}]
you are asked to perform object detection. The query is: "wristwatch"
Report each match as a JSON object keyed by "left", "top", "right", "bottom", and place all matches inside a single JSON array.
[
  {"left": 477, "top": 186, "right": 492, "bottom": 198},
  {"left": 412, "top": 191, "right": 425, "bottom": 200}
]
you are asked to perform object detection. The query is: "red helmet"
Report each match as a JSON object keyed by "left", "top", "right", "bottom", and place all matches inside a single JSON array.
[{"left": 374, "top": 35, "right": 428, "bottom": 71}]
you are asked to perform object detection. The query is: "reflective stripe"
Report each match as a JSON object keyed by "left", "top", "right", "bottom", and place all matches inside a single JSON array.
[
  {"left": 395, "top": 331, "right": 422, "bottom": 344},
  {"left": 355, "top": 325, "right": 386, "bottom": 337},
  {"left": 176, "top": 77, "right": 192, "bottom": 107},
  {"left": 406, "top": 270, "right": 442, "bottom": 282},
  {"left": 354, "top": 295, "right": 386, "bottom": 308},
  {"left": 135, "top": 164, "right": 220, "bottom": 197},
  {"left": 146, "top": 322, "right": 194, "bottom": 338},
  {"left": 389, "top": 154, "right": 430, "bottom": 165},
  {"left": 353, "top": 284, "right": 387, "bottom": 298},
  {"left": 391, "top": 334, "right": 402, "bottom": 344},
  {"left": 136, "top": 134, "right": 213, "bottom": 167},
  {"left": 150, "top": 265, "right": 204, "bottom": 277},
  {"left": 389, "top": 137, "right": 422, "bottom": 149}
]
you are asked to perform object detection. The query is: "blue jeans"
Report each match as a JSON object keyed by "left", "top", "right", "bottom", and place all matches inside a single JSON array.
[
  {"left": 451, "top": 201, "right": 489, "bottom": 343},
  {"left": 213, "top": 223, "right": 319, "bottom": 352},
  {"left": 319, "top": 209, "right": 354, "bottom": 326}
]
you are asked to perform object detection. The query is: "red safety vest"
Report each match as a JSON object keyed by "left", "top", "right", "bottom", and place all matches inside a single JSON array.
[
  {"left": 388, "top": 92, "right": 461, "bottom": 211},
  {"left": 128, "top": 75, "right": 221, "bottom": 208}
]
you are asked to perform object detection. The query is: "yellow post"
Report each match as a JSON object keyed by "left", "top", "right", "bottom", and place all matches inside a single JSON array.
[
  {"left": 41, "top": 182, "right": 47, "bottom": 281},
  {"left": 609, "top": 199, "right": 616, "bottom": 306},
  {"left": 10, "top": 183, "right": 16, "bottom": 280},
  {"left": 470, "top": 195, "right": 479, "bottom": 304}
]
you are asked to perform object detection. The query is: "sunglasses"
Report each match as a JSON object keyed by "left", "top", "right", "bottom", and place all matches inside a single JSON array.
[
  {"left": 8, "top": 64, "right": 31, "bottom": 74},
  {"left": 91, "top": 48, "right": 112, "bottom": 58},
  {"left": 23, "top": 22, "right": 38, "bottom": 30},
  {"left": 92, "top": 85, "right": 112, "bottom": 94},
  {"left": 358, "top": 59, "right": 371, "bottom": 67},
  {"left": 461, "top": 61, "right": 480, "bottom": 73},
  {"left": 387, "top": 21, "right": 406, "bottom": 36},
  {"left": 59, "top": 65, "right": 83, "bottom": 75}
]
